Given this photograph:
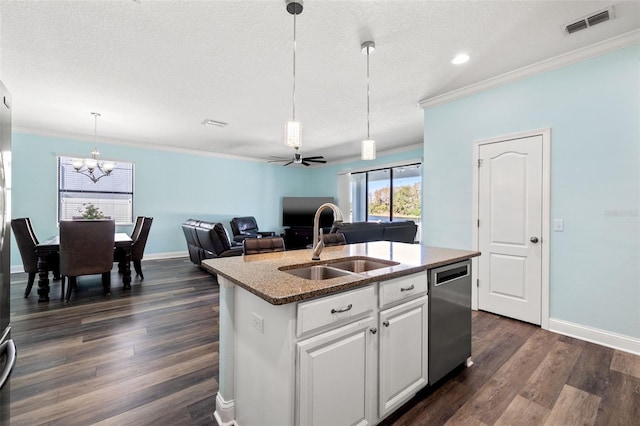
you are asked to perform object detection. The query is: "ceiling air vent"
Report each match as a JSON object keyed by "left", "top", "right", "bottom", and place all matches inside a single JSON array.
[{"left": 564, "top": 6, "right": 614, "bottom": 35}]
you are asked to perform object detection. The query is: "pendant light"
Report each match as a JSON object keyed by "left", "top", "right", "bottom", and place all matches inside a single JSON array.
[
  {"left": 361, "top": 41, "right": 376, "bottom": 160},
  {"left": 284, "top": 0, "right": 303, "bottom": 148}
]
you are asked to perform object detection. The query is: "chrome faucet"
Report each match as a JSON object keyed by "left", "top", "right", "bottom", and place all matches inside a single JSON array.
[{"left": 312, "top": 203, "right": 344, "bottom": 260}]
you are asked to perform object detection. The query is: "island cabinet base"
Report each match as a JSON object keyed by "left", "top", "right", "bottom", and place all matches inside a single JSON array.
[{"left": 215, "top": 271, "right": 436, "bottom": 426}]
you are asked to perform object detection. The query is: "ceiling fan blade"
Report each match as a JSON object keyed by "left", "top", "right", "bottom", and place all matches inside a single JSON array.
[
  {"left": 268, "top": 159, "right": 287, "bottom": 163},
  {"left": 303, "top": 156, "right": 325, "bottom": 161},
  {"left": 305, "top": 158, "right": 327, "bottom": 163},
  {"left": 282, "top": 161, "right": 294, "bottom": 166},
  {"left": 302, "top": 161, "right": 310, "bottom": 166}
]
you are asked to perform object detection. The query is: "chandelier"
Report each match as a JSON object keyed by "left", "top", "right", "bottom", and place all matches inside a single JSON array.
[
  {"left": 72, "top": 112, "right": 115, "bottom": 183},
  {"left": 284, "top": 0, "right": 303, "bottom": 148}
]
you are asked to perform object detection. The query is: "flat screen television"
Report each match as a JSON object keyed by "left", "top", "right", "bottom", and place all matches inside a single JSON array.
[{"left": 282, "top": 196, "right": 335, "bottom": 228}]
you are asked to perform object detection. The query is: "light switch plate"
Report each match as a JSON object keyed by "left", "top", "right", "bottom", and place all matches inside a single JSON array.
[{"left": 553, "top": 219, "right": 564, "bottom": 232}]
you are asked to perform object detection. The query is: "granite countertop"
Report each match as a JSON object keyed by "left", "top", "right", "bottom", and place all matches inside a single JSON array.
[{"left": 201, "top": 241, "right": 480, "bottom": 305}]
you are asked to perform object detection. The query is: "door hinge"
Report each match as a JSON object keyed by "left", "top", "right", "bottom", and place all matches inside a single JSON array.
[
  {"left": 478, "top": 159, "right": 483, "bottom": 167},
  {"left": 476, "top": 279, "right": 479, "bottom": 287},
  {"left": 477, "top": 219, "right": 480, "bottom": 227}
]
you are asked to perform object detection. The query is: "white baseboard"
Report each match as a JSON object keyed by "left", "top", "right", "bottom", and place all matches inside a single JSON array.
[
  {"left": 549, "top": 318, "right": 640, "bottom": 356},
  {"left": 143, "top": 251, "right": 188, "bottom": 260},
  {"left": 214, "top": 393, "right": 237, "bottom": 426},
  {"left": 10, "top": 251, "right": 189, "bottom": 274}
]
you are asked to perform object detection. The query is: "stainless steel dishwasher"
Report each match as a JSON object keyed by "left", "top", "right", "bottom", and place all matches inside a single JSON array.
[{"left": 428, "top": 259, "right": 472, "bottom": 385}]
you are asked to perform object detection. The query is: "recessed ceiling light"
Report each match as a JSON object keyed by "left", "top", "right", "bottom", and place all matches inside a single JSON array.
[
  {"left": 451, "top": 53, "right": 470, "bottom": 65},
  {"left": 201, "top": 119, "right": 228, "bottom": 128}
]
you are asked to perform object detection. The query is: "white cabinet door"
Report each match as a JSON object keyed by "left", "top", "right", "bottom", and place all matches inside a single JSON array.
[
  {"left": 379, "top": 295, "right": 428, "bottom": 417},
  {"left": 297, "top": 316, "right": 376, "bottom": 426}
]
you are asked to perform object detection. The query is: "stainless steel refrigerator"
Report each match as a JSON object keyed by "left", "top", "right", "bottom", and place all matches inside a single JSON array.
[{"left": 0, "top": 80, "right": 15, "bottom": 424}]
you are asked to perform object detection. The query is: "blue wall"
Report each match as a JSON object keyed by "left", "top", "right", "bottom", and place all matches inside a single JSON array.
[
  {"left": 423, "top": 45, "right": 640, "bottom": 338},
  {"left": 11, "top": 132, "right": 421, "bottom": 269},
  {"left": 10, "top": 133, "right": 313, "bottom": 266}
]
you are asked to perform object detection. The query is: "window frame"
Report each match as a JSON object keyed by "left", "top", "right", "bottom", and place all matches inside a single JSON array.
[
  {"left": 57, "top": 155, "right": 135, "bottom": 225},
  {"left": 350, "top": 161, "right": 422, "bottom": 223}
]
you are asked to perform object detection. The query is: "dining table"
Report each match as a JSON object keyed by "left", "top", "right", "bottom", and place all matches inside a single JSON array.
[{"left": 35, "top": 232, "right": 133, "bottom": 302}]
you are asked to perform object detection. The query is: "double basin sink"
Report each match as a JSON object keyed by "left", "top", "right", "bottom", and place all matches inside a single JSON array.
[{"left": 279, "top": 257, "right": 400, "bottom": 281}]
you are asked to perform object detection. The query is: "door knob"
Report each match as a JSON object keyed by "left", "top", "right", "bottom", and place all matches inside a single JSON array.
[
  {"left": 370, "top": 328, "right": 377, "bottom": 335},
  {"left": 530, "top": 236, "right": 539, "bottom": 243}
]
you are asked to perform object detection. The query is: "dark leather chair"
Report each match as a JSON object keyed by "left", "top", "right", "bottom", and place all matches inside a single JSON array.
[
  {"left": 230, "top": 216, "right": 275, "bottom": 243},
  {"left": 182, "top": 219, "right": 203, "bottom": 265},
  {"left": 195, "top": 222, "right": 243, "bottom": 258},
  {"left": 322, "top": 232, "right": 346, "bottom": 247},
  {"left": 243, "top": 236, "right": 286, "bottom": 255},
  {"left": 182, "top": 220, "right": 243, "bottom": 266},
  {"left": 11, "top": 218, "right": 60, "bottom": 298},
  {"left": 60, "top": 219, "right": 115, "bottom": 301},
  {"left": 115, "top": 216, "right": 153, "bottom": 279}
]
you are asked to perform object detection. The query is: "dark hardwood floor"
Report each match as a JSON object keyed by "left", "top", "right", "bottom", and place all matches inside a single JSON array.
[{"left": 9, "top": 258, "right": 640, "bottom": 425}]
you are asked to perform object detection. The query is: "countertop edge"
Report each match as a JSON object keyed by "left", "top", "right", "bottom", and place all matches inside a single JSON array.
[{"left": 203, "top": 250, "right": 480, "bottom": 306}]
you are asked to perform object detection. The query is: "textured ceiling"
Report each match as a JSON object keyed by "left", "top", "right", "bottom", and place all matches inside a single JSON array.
[{"left": 1, "top": 0, "right": 639, "bottom": 165}]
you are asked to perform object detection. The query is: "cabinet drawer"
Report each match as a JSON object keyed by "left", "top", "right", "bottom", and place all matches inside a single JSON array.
[
  {"left": 297, "top": 285, "right": 376, "bottom": 336},
  {"left": 379, "top": 273, "right": 427, "bottom": 308}
]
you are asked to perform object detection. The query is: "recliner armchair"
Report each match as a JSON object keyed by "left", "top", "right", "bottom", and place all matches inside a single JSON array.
[
  {"left": 182, "top": 220, "right": 243, "bottom": 266},
  {"left": 230, "top": 216, "right": 275, "bottom": 243}
]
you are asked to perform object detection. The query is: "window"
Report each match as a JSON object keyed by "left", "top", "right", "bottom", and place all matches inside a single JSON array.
[
  {"left": 350, "top": 163, "right": 421, "bottom": 225},
  {"left": 58, "top": 156, "right": 134, "bottom": 224}
]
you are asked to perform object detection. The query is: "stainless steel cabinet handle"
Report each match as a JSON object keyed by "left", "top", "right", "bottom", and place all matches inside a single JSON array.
[
  {"left": 383, "top": 320, "right": 390, "bottom": 327},
  {"left": 370, "top": 328, "right": 377, "bottom": 334},
  {"left": 400, "top": 284, "right": 415, "bottom": 292},
  {"left": 331, "top": 303, "right": 353, "bottom": 314}
]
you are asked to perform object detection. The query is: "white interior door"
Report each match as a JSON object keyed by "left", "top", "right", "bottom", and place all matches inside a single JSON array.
[{"left": 478, "top": 135, "right": 543, "bottom": 325}]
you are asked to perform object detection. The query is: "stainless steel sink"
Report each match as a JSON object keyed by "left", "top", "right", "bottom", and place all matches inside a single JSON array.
[
  {"left": 328, "top": 258, "right": 399, "bottom": 273},
  {"left": 281, "top": 265, "right": 354, "bottom": 280},
  {"left": 280, "top": 257, "right": 400, "bottom": 280}
]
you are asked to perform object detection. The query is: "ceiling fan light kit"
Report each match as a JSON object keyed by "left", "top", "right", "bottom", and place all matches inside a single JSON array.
[
  {"left": 284, "top": 0, "right": 303, "bottom": 149},
  {"left": 361, "top": 40, "right": 376, "bottom": 160}
]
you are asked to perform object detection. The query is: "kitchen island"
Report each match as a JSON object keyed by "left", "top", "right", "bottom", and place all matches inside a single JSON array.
[{"left": 203, "top": 241, "right": 480, "bottom": 426}]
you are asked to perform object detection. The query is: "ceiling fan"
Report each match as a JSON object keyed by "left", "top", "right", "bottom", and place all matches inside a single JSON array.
[{"left": 268, "top": 148, "right": 327, "bottom": 167}]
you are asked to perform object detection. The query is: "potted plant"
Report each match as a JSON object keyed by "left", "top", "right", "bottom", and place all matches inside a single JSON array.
[{"left": 79, "top": 203, "right": 106, "bottom": 219}]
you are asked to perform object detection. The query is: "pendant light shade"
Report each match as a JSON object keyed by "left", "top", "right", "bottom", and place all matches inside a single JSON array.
[
  {"left": 284, "top": 1, "right": 303, "bottom": 148},
  {"left": 285, "top": 121, "right": 301, "bottom": 148},
  {"left": 361, "top": 139, "right": 376, "bottom": 161},
  {"left": 361, "top": 41, "right": 376, "bottom": 160}
]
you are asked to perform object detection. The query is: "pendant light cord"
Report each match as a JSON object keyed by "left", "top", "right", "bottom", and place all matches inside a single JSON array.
[
  {"left": 366, "top": 47, "right": 370, "bottom": 139},
  {"left": 292, "top": 11, "right": 297, "bottom": 121}
]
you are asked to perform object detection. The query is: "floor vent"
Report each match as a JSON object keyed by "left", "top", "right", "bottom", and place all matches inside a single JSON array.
[{"left": 564, "top": 6, "right": 614, "bottom": 35}]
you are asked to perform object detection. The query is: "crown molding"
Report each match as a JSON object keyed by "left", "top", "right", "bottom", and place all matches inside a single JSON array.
[
  {"left": 418, "top": 29, "right": 640, "bottom": 110},
  {"left": 13, "top": 126, "right": 266, "bottom": 163}
]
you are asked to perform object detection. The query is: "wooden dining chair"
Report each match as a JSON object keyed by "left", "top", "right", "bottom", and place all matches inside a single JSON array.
[
  {"left": 11, "top": 218, "right": 61, "bottom": 298},
  {"left": 59, "top": 219, "right": 115, "bottom": 302},
  {"left": 116, "top": 216, "right": 145, "bottom": 274},
  {"left": 243, "top": 236, "right": 286, "bottom": 255},
  {"left": 115, "top": 216, "right": 153, "bottom": 279}
]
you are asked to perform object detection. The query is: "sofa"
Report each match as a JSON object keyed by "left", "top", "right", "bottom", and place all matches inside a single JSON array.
[
  {"left": 330, "top": 220, "right": 418, "bottom": 244},
  {"left": 182, "top": 219, "right": 243, "bottom": 266}
]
